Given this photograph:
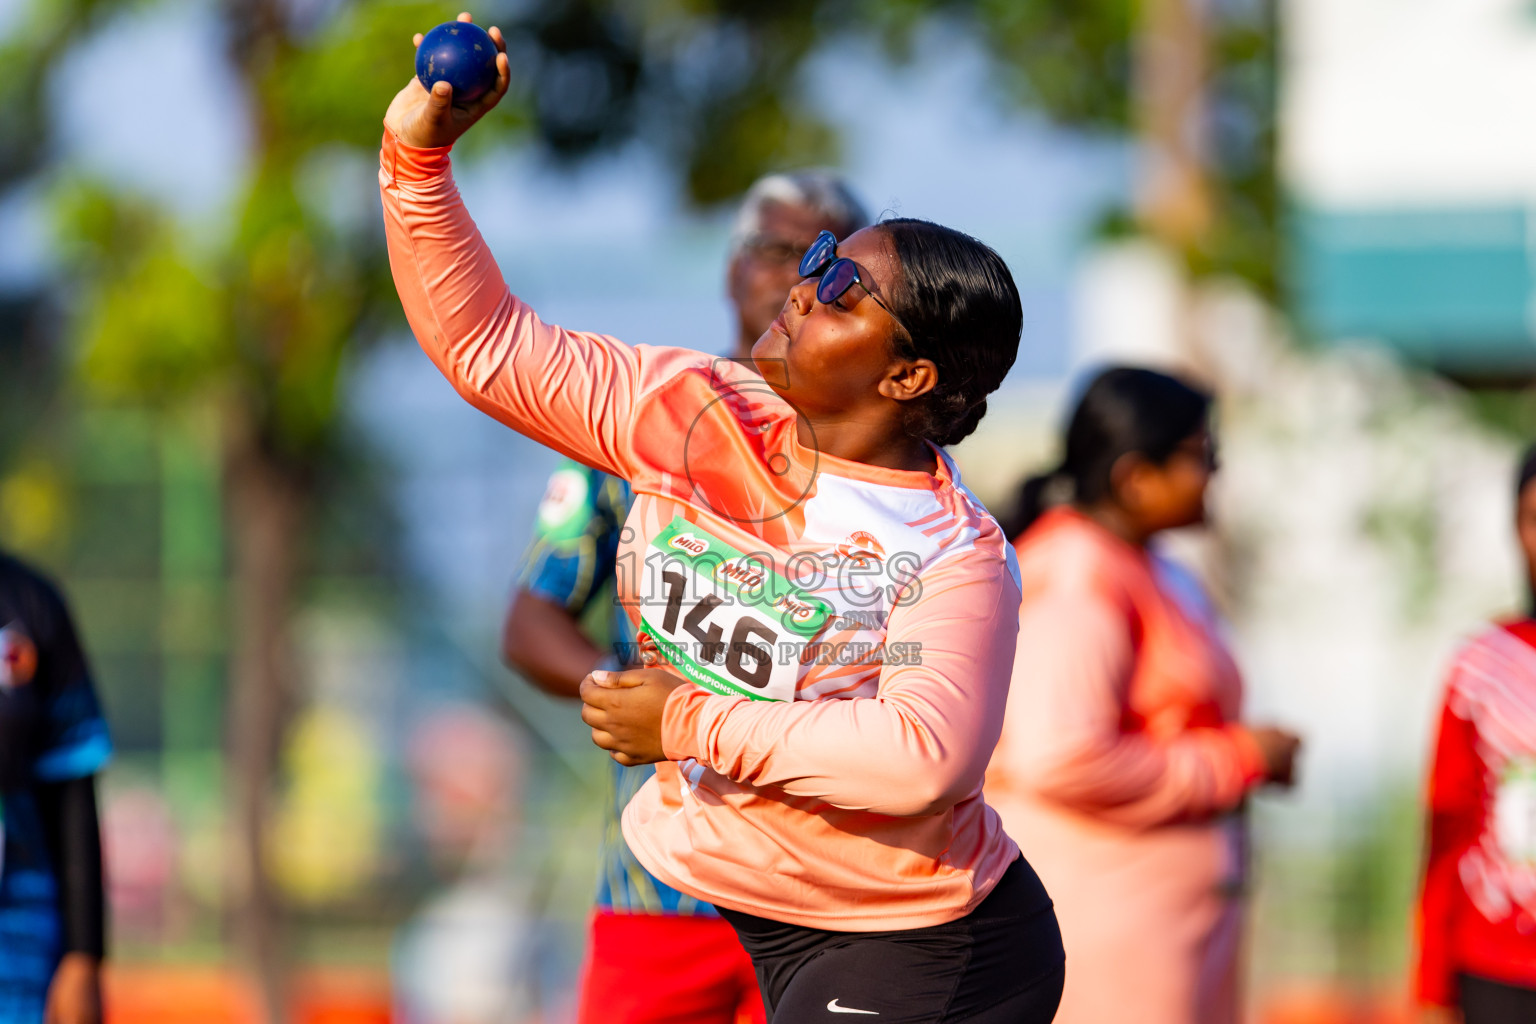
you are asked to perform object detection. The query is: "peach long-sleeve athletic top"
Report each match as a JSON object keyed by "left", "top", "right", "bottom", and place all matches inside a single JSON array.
[
  {"left": 380, "top": 131, "right": 1022, "bottom": 930},
  {"left": 986, "top": 508, "right": 1266, "bottom": 1024}
]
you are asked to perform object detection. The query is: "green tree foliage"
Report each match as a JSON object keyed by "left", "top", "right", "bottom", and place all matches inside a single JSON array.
[
  {"left": 12, "top": 5, "right": 540, "bottom": 1016},
  {"left": 22, "top": 1, "right": 1285, "bottom": 420},
  {"left": 0, "top": 0, "right": 120, "bottom": 475},
  {"left": 500, "top": 0, "right": 840, "bottom": 202},
  {"left": 0, "top": 0, "right": 120, "bottom": 186},
  {"left": 57, "top": 186, "right": 230, "bottom": 404},
  {"left": 488, "top": 0, "right": 1279, "bottom": 289},
  {"left": 1197, "top": 2, "right": 1281, "bottom": 297},
  {"left": 56, "top": 1, "right": 482, "bottom": 463}
]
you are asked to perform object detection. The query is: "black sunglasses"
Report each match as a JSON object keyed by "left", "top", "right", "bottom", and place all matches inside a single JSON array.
[
  {"left": 797, "top": 231, "right": 910, "bottom": 337},
  {"left": 1173, "top": 433, "right": 1220, "bottom": 473}
]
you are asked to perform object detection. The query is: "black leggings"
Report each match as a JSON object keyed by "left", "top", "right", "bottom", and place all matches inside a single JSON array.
[
  {"left": 1460, "top": 973, "right": 1536, "bottom": 1024},
  {"left": 717, "top": 857, "right": 1064, "bottom": 1024}
]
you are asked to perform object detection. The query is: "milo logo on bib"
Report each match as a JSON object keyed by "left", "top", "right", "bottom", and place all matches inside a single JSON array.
[
  {"left": 714, "top": 558, "right": 767, "bottom": 594},
  {"left": 669, "top": 532, "right": 709, "bottom": 556},
  {"left": 640, "top": 517, "right": 834, "bottom": 702}
]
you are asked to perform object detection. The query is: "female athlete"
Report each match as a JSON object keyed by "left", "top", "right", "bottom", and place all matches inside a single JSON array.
[
  {"left": 381, "top": 16, "right": 1063, "bottom": 1022},
  {"left": 986, "top": 367, "right": 1300, "bottom": 1024}
]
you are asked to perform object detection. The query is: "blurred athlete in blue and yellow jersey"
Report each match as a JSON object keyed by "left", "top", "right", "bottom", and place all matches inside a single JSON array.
[
  {"left": 0, "top": 551, "right": 110, "bottom": 1024},
  {"left": 502, "top": 172, "right": 867, "bottom": 1024}
]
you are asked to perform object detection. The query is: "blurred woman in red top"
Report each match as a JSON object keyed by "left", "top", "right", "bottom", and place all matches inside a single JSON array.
[
  {"left": 1415, "top": 444, "right": 1536, "bottom": 1024},
  {"left": 986, "top": 366, "right": 1302, "bottom": 1024}
]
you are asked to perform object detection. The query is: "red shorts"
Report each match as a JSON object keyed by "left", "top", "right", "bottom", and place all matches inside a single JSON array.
[{"left": 576, "top": 910, "right": 766, "bottom": 1024}]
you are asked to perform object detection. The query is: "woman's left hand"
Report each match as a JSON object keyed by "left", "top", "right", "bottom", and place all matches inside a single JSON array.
[{"left": 580, "top": 667, "right": 690, "bottom": 766}]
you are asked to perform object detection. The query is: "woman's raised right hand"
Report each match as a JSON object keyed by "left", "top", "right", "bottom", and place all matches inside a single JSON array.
[
  {"left": 384, "top": 12, "right": 511, "bottom": 150},
  {"left": 1250, "top": 726, "right": 1303, "bottom": 788}
]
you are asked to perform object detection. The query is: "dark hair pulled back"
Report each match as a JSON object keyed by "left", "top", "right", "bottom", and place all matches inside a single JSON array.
[
  {"left": 1517, "top": 442, "right": 1536, "bottom": 618},
  {"left": 878, "top": 218, "right": 1023, "bottom": 448},
  {"left": 1001, "top": 366, "right": 1213, "bottom": 538},
  {"left": 1516, "top": 442, "right": 1536, "bottom": 498}
]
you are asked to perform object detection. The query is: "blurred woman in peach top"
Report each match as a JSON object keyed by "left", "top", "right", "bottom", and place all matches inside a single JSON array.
[{"left": 986, "top": 367, "right": 1302, "bottom": 1024}]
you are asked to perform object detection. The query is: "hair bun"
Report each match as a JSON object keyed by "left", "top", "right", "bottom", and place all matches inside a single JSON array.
[
  {"left": 879, "top": 219, "right": 1021, "bottom": 450},
  {"left": 934, "top": 397, "right": 988, "bottom": 448}
]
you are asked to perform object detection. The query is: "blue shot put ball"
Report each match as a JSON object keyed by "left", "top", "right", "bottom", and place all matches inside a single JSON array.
[{"left": 415, "top": 21, "right": 499, "bottom": 106}]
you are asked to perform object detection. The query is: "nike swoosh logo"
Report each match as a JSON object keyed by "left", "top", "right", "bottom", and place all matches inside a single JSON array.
[{"left": 827, "top": 999, "right": 879, "bottom": 1015}]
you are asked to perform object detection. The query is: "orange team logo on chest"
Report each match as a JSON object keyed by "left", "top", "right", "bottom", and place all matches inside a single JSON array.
[
  {"left": 0, "top": 625, "right": 38, "bottom": 689},
  {"left": 836, "top": 531, "right": 886, "bottom": 568}
]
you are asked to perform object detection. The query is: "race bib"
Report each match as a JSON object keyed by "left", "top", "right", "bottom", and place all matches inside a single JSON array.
[
  {"left": 639, "top": 518, "right": 834, "bottom": 702},
  {"left": 1494, "top": 757, "right": 1536, "bottom": 866}
]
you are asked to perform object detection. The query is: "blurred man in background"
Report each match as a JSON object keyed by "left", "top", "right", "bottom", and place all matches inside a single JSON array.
[
  {"left": 0, "top": 551, "right": 111, "bottom": 1024},
  {"left": 501, "top": 171, "right": 868, "bottom": 1024}
]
